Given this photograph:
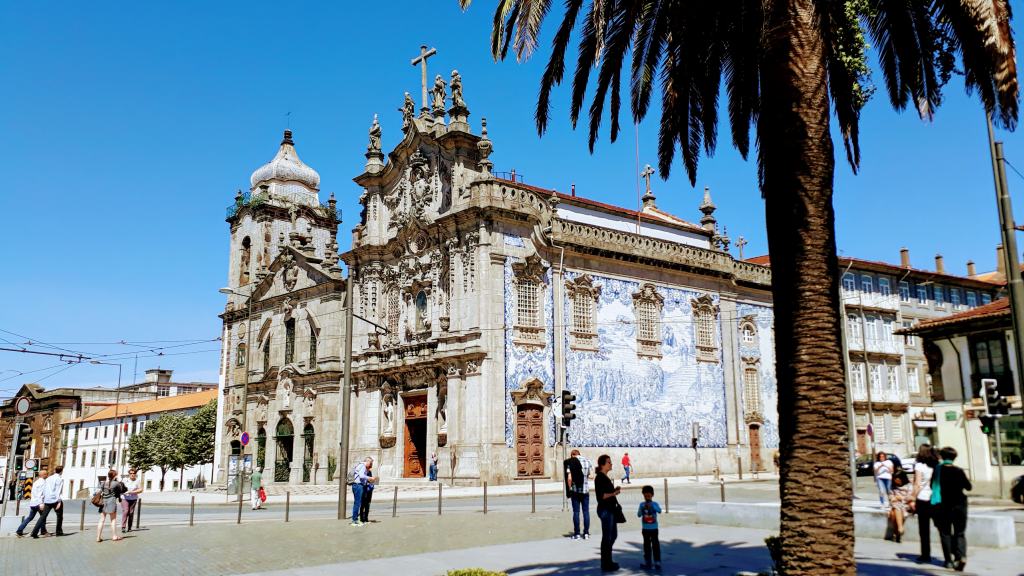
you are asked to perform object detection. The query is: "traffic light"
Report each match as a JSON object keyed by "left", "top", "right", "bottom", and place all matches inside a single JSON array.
[
  {"left": 15, "top": 423, "right": 32, "bottom": 455},
  {"left": 982, "top": 378, "right": 1010, "bottom": 415},
  {"left": 561, "top": 390, "right": 577, "bottom": 427},
  {"left": 979, "top": 414, "right": 997, "bottom": 435}
]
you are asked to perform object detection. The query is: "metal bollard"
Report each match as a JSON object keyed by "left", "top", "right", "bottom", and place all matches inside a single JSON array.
[
  {"left": 80, "top": 499, "right": 86, "bottom": 531},
  {"left": 189, "top": 495, "right": 195, "bottom": 527},
  {"left": 483, "top": 481, "right": 488, "bottom": 514},
  {"left": 135, "top": 500, "right": 141, "bottom": 530},
  {"left": 237, "top": 492, "right": 243, "bottom": 524},
  {"left": 719, "top": 478, "right": 726, "bottom": 502},
  {"left": 15, "top": 496, "right": 20, "bottom": 516},
  {"left": 738, "top": 457, "right": 743, "bottom": 480},
  {"left": 663, "top": 478, "right": 669, "bottom": 514},
  {"left": 285, "top": 492, "right": 290, "bottom": 522},
  {"left": 391, "top": 486, "right": 398, "bottom": 518},
  {"left": 437, "top": 482, "right": 442, "bottom": 515},
  {"left": 531, "top": 478, "right": 536, "bottom": 514}
]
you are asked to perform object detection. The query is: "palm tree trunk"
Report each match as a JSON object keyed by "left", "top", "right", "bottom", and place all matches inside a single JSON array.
[{"left": 760, "top": 1, "right": 854, "bottom": 574}]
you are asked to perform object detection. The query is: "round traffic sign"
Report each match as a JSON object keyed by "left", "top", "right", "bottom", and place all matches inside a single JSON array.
[
  {"left": 14, "top": 397, "right": 30, "bottom": 416},
  {"left": 24, "top": 459, "right": 36, "bottom": 471},
  {"left": 240, "top": 432, "right": 250, "bottom": 446}
]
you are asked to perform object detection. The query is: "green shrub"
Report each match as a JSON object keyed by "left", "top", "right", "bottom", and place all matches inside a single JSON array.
[{"left": 445, "top": 570, "right": 507, "bottom": 576}]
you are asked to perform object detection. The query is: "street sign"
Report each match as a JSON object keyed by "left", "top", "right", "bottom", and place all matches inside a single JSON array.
[
  {"left": 240, "top": 432, "right": 250, "bottom": 446},
  {"left": 14, "top": 397, "right": 30, "bottom": 416},
  {"left": 24, "top": 459, "right": 36, "bottom": 471}
]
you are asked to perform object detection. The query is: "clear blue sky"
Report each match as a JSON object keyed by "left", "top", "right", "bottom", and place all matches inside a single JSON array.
[{"left": 2, "top": 1, "right": 1022, "bottom": 394}]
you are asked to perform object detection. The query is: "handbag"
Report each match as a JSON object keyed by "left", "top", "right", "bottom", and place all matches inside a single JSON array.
[
  {"left": 259, "top": 487, "right": 267, "bottom": 502},
  {"left": 91, "top": 480, "right": 107, "bottom": 508},
  {"left": 613, "top": 502, "right": 627, "bottom": 524}
]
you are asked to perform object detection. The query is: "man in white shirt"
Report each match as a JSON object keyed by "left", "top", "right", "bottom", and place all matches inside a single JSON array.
[
  {"left": 15, "top": 469, "right": 47, "bottom": 537},
  {"left": 31, "top": 465, "right": 63, "bottom": 538}
]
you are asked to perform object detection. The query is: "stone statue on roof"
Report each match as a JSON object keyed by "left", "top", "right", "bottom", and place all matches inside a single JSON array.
[
  {"left": 367, "top": 114, "right": 382, "bottom": 153},
  {"left": 400, "top": 92, "right": 415, "bottom": 131},
  {"left": 431, "top": 74, "right": 447, "bottom": 114},
  {"left": 450, "top": 70, "right": 465, "bottom": 109}
]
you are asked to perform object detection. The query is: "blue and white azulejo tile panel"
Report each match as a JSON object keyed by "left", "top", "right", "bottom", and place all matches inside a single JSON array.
[{"left": 736, "top": 303, "right": 779, "bottom": 448}]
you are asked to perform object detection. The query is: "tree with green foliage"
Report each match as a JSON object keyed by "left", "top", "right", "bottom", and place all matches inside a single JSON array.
[
  {"left": 459, "top": 1, "right": 1017, "bottom": 572},
  {"left": 127, "top": 414, "right": 188, "bottom": 491}
]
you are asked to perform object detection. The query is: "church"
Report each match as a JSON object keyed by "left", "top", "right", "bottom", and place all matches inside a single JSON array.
[{"left": 216, "top": 70, "right": 778, "bottom": 486}]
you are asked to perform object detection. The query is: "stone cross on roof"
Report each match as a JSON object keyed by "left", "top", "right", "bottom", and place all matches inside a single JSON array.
[
  {"left": 411, "top": 45, "right": 438, "bottom": 111},
  {"left": 736, "top": 236, "right": 748, "bottom": 260},
  {"left": 640, "top": 164, "right": 656, "bottom": 208}
]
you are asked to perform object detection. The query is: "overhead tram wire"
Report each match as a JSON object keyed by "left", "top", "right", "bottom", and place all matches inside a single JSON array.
[{"left": 0, "top": 328, "right": 100, "bottom": 357}]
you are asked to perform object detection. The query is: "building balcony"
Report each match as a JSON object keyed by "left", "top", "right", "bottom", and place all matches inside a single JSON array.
[
  {"left": 847, "top": 338, "right": 903, "bottom": 357},
  {"left": 842, "top": 291, "right": 900, "bottom": 312},
  {"left": 851, "top": 387, "right": 909, "bottom": 404}
]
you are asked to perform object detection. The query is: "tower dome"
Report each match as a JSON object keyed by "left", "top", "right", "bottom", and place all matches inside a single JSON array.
[{"left": 250, "top": 130, "right": 321, "bottom": 206}]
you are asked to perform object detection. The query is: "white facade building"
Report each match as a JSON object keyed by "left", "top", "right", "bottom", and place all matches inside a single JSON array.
[{"left": 61, "top": 390, "right": 217, "bottom": 498}]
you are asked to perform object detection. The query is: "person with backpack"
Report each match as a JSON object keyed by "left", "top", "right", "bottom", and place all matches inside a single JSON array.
[
  {"left": 932, "top": 446, "right": 972, "bottom": 571},
  {"left": 94, "top": 469, "right": 125, "bottom": 542},
  {"left": 564, "top": 449, "right": 592, "bottom": 540},
  {"left": 637, "top": 485, "right": 663, "bottom": 570}
]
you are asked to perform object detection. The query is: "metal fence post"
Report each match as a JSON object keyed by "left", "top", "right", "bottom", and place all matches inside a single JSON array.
[
  {"left": 80, "top": 499, "right": 86, "bottom": 531},
  {"left": 285, "top": 491, "right": 290, "bottom": 522},
  {"left": 663, "top": 478, "right": 669, "bottom": 514},
  {"left": 738, "top": 456, "right": 743, "bottom": 480},
  {"left": 531, "top": 478, "right": 536, "bottom": 514},
  {"left": 719, "top": 478, "right": 726, "bottom": 502},
  {"left": 237, "top": 492, "right": 243, "bottom": 524},
  {"left": 437, "top": 482, "right": 443, "bottom": 515},
  {"left": 483, "top": 481, "right": 488, "bottom": 514},
  {"left": 189, "top": 495, "right": 195, "bottom": 527},
  {"left": 135, "top": 500, "right": 141, "bottom": 530},
  {"left": 392, "top": 486, "right": 398, "bottom": 518}
]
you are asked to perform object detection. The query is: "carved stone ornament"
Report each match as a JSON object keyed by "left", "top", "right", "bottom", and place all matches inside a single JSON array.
[
  {"left": 226, "top": 418, "right": 242, "bottom": 438},
  {"left": 399, "top": 92, "right": 415, "bottom": 132},
  {"left": 278, "top": 368, "right": 295, "bottom": 409},
  {"left": 380, "top": 435, "right": 397, "bottom": 449},
  {"left": 303, "top": 388, "right": 317, "bottom": 412},
  {"left": 255, "top": 394, "right": 269, "bottom": 422},
  {"left": 437, "top": 432, "right": 448, "bottom": 447},
  {"left": 465, "top": 360, "right": 481, "bottom": 375},
  {"left": 510, "top": 378, "right": 553, "bottom": 407}
]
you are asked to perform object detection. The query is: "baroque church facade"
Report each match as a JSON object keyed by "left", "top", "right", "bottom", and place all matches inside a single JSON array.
[{"left": 217, "top": 72, "right": 778, "bottom": 486}]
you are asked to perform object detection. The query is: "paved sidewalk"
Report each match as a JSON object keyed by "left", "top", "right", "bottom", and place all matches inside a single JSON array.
[{"left": 245, "top": 523, "right": 1023, "bottom": 576}]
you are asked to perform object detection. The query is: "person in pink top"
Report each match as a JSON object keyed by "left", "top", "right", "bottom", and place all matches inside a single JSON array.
[{"left": 621, "top": 453, "right": 632, "bottom": 484}]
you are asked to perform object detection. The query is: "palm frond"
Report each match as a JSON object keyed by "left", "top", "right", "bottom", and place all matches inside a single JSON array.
[
  {"left": 491, "top": 0, "right": 520, "bottom": 61},
  {"left": 631, "top": 0, "right": 668, "bottom": 121},
  {"left": 514, "top": 0, "right": 553, "bottom": 61},
  {"left": 569, "top": 1, "right": 602, "bottom": 129},
  {"left": 536, "top": 0, "right": 585, "bottom": 135},
  {"left": 721, "top": 0, "right": 762, "bottom": 160},
  {"left": 587, "top": 0, "right": 640, "bottom": 150},
  {"left": 933, "top": 0, "right": 1019, "bottom": 128},
  {"left": 657, "top": 44, "right": 680, "bottom": 179}
]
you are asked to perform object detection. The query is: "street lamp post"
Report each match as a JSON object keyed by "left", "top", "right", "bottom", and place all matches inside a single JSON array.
[
  {"left": 220, "top": 284, "right": 258, "bottom": 504},
  {"left": 90, "top": 361, "right": 122, "bottom": 474}
]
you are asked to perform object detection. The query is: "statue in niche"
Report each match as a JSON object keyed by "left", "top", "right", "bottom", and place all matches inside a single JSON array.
[
  {"left": 399, "top": 92, "right": 415, "bottom": 131},
  {"left": 284, "top": 262, "right": 300, "bottom": 292},
  {"left": 382, "top": 393, "right": 395, "bottom": 435},
  {"left": 278, "top": 369, "right": 294, "bottom": 409},
  {"left": 450, "top": 70, "right": 465, "bottom": 109},
  {"left": 367, "top": 114, "right": 382, "bottom": 153},
  {"left": 303, "top": 388, "right": 317, "bottom": 412},
  {"left": 431, "top": 74, "right": 447, "bottom": 112}
]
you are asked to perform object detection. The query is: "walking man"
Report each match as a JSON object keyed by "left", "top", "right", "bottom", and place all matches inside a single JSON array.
[
  {"left": 932, "top": 446, "right": 971, "bottom": 571},
  {"left": 14, "top": 470, "right": 47, "bottom": 537},
  {"left": 250, "top": 467, "right": 263, "bottom": 510},
  {"left": 564, "top": 449, "right": 592, "bottom": 539},
  {"left": 359, "top": 458, "right": 377, "bottom": 524},
  {"left": 31, "top": 465, "right": 64, "bottom": 538},
  {"left": 621, "top": 453, "right": 632, "bottom": 484},
  {"left": 350, "top": 457, "right": 377, "bottom": 526}
]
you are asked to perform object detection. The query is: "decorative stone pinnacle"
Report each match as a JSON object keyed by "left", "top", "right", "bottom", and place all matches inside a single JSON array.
[
  {"left": 365, "top": 114, "right": 385, "bottom": 173},
  {"left": 699, "top": 186, "right": 717, "bottom": 232},
  {"left": 282, "top": 129, "right": 294, "bottom": 145},
  {"left": 477, "top": 117, "right": 494, "bottom": 175}
]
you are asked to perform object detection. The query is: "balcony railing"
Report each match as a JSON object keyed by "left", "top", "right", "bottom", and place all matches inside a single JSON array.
[
  {"left": 848, "top": 338, "right": 903, "bottom": 356},
  {"left": 842, "top": 290, "right": 900, "bottom": 311},
  {"left": 226, "top": 190, "right": 269, "bottom": 219}
]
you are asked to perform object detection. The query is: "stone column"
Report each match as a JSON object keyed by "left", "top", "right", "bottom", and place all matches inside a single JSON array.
[{"left": 263, "top": 414, "right": 279, "bottom": 482}]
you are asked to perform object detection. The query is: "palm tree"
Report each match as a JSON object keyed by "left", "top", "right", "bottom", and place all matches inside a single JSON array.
[{"left": 459, "top": 1, "right": 1017, "bottom": 573}]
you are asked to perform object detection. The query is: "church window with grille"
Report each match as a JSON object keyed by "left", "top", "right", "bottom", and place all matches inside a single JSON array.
[
  {"left": 691, "top": 294, "right": 720, "bottom": 363},
  {"left": 512, "top": 255, "right": 547, "bottom": 348},
  {"left": 632, "top": 283, "right": 664, "bottom": 359},
  {"left": 284, "top": 319, "right": 296, "bottom": 364},
  {"left": 387, "top": 287, "right": 400, "bottom": 340},
  {"left": 239, "top": 236, "right": 251, "bottom": 286},
  {"left": 568, "top": 275, "right": 601, "bottom": 350},
  {"left": 743, "top": 367, "right": 763, "bottom": 420}
]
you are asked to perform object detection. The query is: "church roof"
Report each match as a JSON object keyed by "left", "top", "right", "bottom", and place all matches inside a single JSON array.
[
  {"left": 497, "top": 179, "right": 710, "bottom": 236},
  {"left": 250, "top": 130, "right": 321, "bottom": 192}
]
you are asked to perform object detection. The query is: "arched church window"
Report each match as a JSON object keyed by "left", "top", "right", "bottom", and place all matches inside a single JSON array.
[
  {"left": 632, "top": 283, "right": 664, "bottom": 359},
  {"left": 263, "top": 338, "right": 271, "bottom": 372},
  {"left": 239, "top": 237, "right": 252, "bottom": 285},
  {"left": 691, "top": 294, "right": 720, "bottom": 363},
  {"left": 285, "top": 319, "right": 296, "bottom": 365},
  {"left": 236, "top": 343, "right": 246, "bottom": 367},
  {"left": 308, "top": 328, "right": 318, "bottom": 369},
  {"left": 740, "top": 318, "right": 758, "bottom": 346},
  {"left": 415, "top": 291, "right": 428, "bottom": 332}
]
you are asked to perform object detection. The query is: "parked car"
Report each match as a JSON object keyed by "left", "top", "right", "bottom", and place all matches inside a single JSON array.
[
  {"left": 856, "top": 455, "right": 874, "bottom": 477},
  {"left": 898, "top": 455, "right": 916, "bottom": 473},
  {"left": 1011, "top": 474, "right": 1024, "bottom": 505}
]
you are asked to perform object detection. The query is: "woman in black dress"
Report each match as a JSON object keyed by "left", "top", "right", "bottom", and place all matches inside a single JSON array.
[{"left": 595, "top": 454, "right": 621, "bottom": 572}]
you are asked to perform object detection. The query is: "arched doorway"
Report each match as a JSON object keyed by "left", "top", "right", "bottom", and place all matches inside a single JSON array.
[
  {"left": 302, "top": 422, "right": 314, "bottom": 483},
  {"left": 256, "top": 427, "right": 267, "bottom": 470},
  {"left": 748, "top": 423, "right": 763, "bottom": 472},
  {"left": 274, "top": 418, "right": 294, "bottom": 483}
]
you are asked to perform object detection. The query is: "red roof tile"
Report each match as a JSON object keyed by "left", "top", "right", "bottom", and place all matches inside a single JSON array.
[{"left": 903, "top": 297, "right": 1010, "bottom": 333}]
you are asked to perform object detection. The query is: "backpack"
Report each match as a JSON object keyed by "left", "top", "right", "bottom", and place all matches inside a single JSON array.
[{"left": 641, "top": 502, "right": 657, "bottom": 526}]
